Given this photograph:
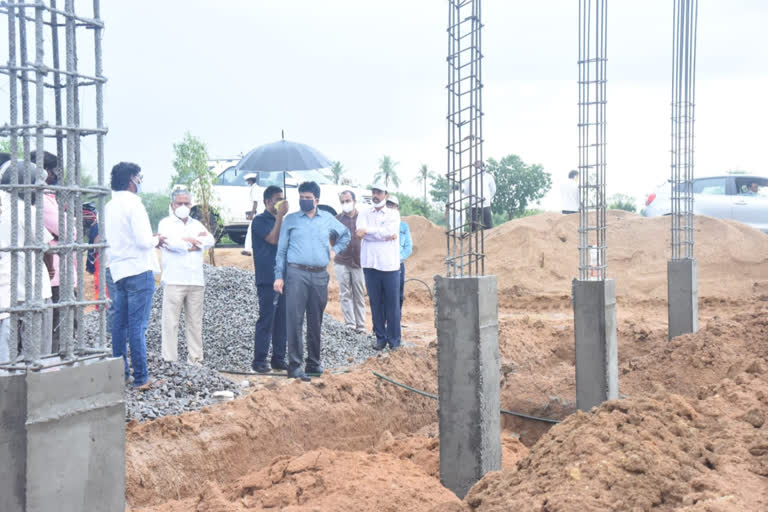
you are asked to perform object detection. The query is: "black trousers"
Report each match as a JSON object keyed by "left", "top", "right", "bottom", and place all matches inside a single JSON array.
[{"left": 470, "top": 207, "right": 493, "bottom": 231}]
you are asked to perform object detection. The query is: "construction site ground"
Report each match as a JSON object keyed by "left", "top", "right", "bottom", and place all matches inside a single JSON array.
[{"left": 125, "top": 212, "right": 768, "bottom": 511}]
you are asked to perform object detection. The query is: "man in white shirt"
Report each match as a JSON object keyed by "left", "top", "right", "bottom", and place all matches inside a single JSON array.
[
  {"left": 157, "top": 188, "right": 214, "bottom": 365},
  {"left": 104, "top": 162, "right": 164, "bottom": 389},
  {"left": 242, "top": 173, "right": 259, "bottom": 256},
  {"left": 560, "top": 170, "right": 579, "bottom": 214},
  {"left": 356, "top": 183, "right": 401, "bottom": 350},
  {"left": 463, "top": 171, "right": 496, "bottom": 231}
]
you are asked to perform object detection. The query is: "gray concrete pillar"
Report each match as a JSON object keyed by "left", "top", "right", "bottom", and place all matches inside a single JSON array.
[
  {"left": 572, "top": 279, "right": 619, "bottom": 411},
  {"left": 435, "top": 275, "right": 501, "bottom": 499},
  {"left": 668, "top": 259, "right": 699, "bottom": 340},
  {"left": 0, "top": 357, "right": 125, "bottom": 512}
]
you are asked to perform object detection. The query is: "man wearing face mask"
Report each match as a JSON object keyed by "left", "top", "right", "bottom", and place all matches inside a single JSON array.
[
  {"left": 333, "top": 190, "right": 366, "bottom": 333},
  {"left": 250, "top": 185, "right": 289, "bottom": 373},
  {"left": 274, "top": 181, "right": 350, "bottom": 381},
  {"left": 157, "top": 188, "right": 214, "bottom": 365},
  {"left": 104, "top": 162, "right": 165, "bottom": 388},
  {"left": 357, "top": 183, "right": 401, "bottom": 350}
]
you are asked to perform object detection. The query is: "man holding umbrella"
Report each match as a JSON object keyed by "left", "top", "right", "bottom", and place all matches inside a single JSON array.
[{"left": 273, "top": 181, "right": 350, "bottom": 381}]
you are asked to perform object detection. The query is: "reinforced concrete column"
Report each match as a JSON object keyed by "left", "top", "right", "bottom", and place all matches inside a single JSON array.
[
  {"left": 572, "top": 279, "right": 618, "bottom": 411},
  {"left": 668, "top": 259, "right": 698, "bottom": 340},
  {"left": 435, "top": 275, "right": 501, "bottom": 499}
]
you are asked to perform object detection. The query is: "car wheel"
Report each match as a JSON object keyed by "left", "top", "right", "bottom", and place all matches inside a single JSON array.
[
  {"left": 228, "top": 231, "right": 247, "bottom": 246},
  {"left": 318, "top": 204, "right": 337, "bottom": 216}
]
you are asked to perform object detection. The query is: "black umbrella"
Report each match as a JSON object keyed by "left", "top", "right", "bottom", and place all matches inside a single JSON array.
[{"left": 235, "top": 132, "right": 331, "bottom": 173}]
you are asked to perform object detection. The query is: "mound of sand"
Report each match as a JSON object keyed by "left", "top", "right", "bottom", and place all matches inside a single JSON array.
[{"left": 403, "top": 211, "right": 768, "bottom": 299}]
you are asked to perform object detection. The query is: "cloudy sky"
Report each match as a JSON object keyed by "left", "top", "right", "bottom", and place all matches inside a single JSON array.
[{"left": 3, "top": 0, "right": 767, "bottom": 210}]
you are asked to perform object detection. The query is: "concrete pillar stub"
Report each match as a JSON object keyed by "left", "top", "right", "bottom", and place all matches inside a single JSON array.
[
  {"left": 572, "top": 278, "right": 619, "bottom": 411},
  {"left": 668, "top": 259, "right": 699, "bottom": 340},
  {"left": 0, "top": 357, "right": 125, "bottom": 512},
  {"left": 435, "top": 275, "right": 501, "bottom": 499}
]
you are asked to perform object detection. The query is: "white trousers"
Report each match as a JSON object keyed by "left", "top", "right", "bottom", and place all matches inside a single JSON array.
[
  {"left": 334, "top": 263, "right": 366, "bottom": 330},
  {"left": 161, "top": 284, "right": 205, "bottom": 364},
  {"left": 244, "top": 222, "right": 253, "bottom": 253}
]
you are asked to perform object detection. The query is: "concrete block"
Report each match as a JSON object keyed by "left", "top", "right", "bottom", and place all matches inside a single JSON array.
[
  {"left": 572, "top": 279, "right": 618, "bottom": 411},
  {"left": 435, "top": 275, "right": 501, "bottom": 499},
  {"left": 0, "top": 372, "right": 27, "bottom": 512},
  {"left": 668, "top": 259, "right": 699, "bottom": 340}
]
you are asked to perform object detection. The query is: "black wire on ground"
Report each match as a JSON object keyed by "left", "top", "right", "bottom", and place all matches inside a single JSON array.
[
  {"left": 404, "top": 278, "right": 434, "bottom": 300},
  {"left": 371, "top": 370, "right": 562, "bottom": 424}
]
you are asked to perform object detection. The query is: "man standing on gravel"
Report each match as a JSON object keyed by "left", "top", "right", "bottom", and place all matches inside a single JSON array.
[
  {"left": 333, "top": 190, "right": 366, "bottom": 333},
  {"left": 357, "top": 184, "right": 401, "bottom": 351},
  {"left": 157, "top": 188, "right": 214, "bottom": 365},
  {"left": 105, "top": 162, "right": 164, "bottom": 389},
  {"left": 274, "top": 181, "right": 350, "bottom": 381},
  {"left": 250, "top": 185, "right": 289, "bottom": 373}
]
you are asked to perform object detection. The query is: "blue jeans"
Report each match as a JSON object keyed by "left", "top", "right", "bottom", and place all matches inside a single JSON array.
[
  {"left": 364, "top": 268, "right": 401, "bottom": 348},
  {"left": 111, "top": 270, "right": 154, "bottom": 386},
  {"left": 252, "top": 283, "right": 287, "bottom": 367}
]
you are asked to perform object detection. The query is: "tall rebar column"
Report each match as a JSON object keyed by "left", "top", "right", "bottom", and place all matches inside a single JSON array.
[
  {"left": 438, "top": 0, "right": 500, "bottom": 499},
  {"left": 668, "top": 0, "right": 699, "bottom": 339},
  {"left": 446, "top": 0, "right": 484, "bottom": 277},
  {"left": 573, "top": 0, "right": 618, "bottom": 412}
]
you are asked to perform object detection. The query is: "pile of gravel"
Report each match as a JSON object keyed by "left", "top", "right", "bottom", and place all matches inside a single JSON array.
[{"left": 144, "top": 265, "right": 380, "bottom": 373}]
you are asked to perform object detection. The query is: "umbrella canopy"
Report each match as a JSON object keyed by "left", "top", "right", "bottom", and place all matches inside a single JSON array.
[{"left": 235, "top": 137, "right": 331, "bottom": 172}]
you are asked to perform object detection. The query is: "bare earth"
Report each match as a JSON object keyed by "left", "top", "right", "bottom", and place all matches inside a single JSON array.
[{"left": 127, "top": 212, "right": 768, "bottom": 511}]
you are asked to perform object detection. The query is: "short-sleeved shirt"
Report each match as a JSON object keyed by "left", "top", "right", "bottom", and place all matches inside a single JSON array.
[{"left": 251, "top": 210, "right": 278, "bottom": 285}]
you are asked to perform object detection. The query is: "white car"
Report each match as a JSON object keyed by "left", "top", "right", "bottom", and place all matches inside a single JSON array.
[
  {"left": 211, "top": 165, "right": 371, "bottom": 244},
  {"left": 641, "top": 174, "right": 768, "bottom": 233}
]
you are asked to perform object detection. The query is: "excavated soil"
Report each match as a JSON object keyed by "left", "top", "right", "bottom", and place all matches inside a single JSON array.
[{"left": 127, "top": 213, "right": 768, "bottom": 511}]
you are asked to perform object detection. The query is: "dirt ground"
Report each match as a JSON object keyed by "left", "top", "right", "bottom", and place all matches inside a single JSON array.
[{"left": 127, "top": 212, "right": 768, "bottom": 511}]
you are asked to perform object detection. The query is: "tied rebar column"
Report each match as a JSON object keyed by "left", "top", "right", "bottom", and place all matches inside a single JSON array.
[
  {"left": 446, "top": 0, "right": 484, "bottom": 277},
  {"left": 1, "top": 2, "right": 124, "bottom": 510},
  {"left": 438, "top": 0, "right": 500, "bottom": 499},
  {"left": 668, "top": 0, "right": 699, "bottom": 339},
  {"left": 573, "top": 0, "right": 618, "bottom": 412}
]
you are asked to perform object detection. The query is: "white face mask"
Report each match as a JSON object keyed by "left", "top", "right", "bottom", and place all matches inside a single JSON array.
[
  {"left": 372, "top": 198, "right": 385, "bottom": 208},
  {"left": 341, "top": 202, "right": 354, "bottom": 213},
  {"left": 174, "top": 205, "right": 190, "bottom": 219}
]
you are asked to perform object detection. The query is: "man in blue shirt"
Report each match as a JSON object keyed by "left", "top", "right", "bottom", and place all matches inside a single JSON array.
[
  {"left": 250, "top": 185, "right": 289, "bottom": 373},
  {"left": 386, "top": 197, "right": 412, "bottom": 313},
  {"left": 274, "top": 181, "right": 350, "bottom": 381}
]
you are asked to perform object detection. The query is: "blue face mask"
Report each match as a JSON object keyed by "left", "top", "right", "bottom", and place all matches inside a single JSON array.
[
  {"left": 299, "top": 198, "right": 315, "bottom": 212},
  {"left": 133, "top": 177, "right": 142, "bottom": 195}
]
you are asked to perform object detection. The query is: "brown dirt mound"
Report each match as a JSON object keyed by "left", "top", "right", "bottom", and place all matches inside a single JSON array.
[{"left": 452, "top": 362, "right": 768, "bottom": 511}]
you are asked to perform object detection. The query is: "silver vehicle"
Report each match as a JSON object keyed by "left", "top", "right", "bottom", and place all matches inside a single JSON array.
[{"left": 641, "top": 174, "right": 768, "bottom": 233}]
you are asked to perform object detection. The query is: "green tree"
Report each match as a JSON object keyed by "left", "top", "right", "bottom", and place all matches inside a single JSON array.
[
  {"left": 171, "top": 132, "right": 219, "bottom": 263},
  {"left": 608, "top": 193, "right": 637, "bottom": 212},
  {"left": 329, "top": 161, "right": 345, "bottom": 185},
  {"left": 429, "top": 175, "right": 450, "bottom": 204},
  {"left": 487, "top": 154, "right": 551, "bottom": 220},
  {"left": 414, "top": 164, "right": 436, "bottom": 202},
  {"left": 0, "top": 138, "right": 10, "bottom": 153},
  {"left": 374, "top": 155, "right": 401, "bottom": 189},
  {"left": 140, "top": 192, "right": 171, "bottom": 232},
  {"left": 393, "top": 192, "right": 445, "bottom": 226}
]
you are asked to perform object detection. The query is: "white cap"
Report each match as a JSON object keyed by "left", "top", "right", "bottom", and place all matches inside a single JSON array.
[
  {"left": 386, "top": 196, "right": 399, "bottom": 206},
  {"left": 243, "top": 172, "right": 258, "bottom": 182},
  {"left": 371, "top": 181, "right": 388, "bottom": 192}
]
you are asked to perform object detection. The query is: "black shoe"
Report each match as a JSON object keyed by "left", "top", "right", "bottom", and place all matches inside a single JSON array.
[
  {"left": 388, "top": 344, "right": 401, "bottom": 351},
  {"left": 305, "top": 365, "right": 324, "bottom": 375},
  {"left": 251, "top": 362, "right": 271, "bottom": 373},
  {"left": 288, "top": 370, "right": 311, "bottom": 382},
  {"left": 271, "top": 360, "right": 288, "bottom": 371},
  {"left": 372, "top": 342, "right": 387, "bottom": 351}
]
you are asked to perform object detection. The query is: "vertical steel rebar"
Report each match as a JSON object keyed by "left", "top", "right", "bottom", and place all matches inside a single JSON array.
[
  {"left": 93, "top": 0, "right": 107, "bottom": 348},
  {"left": 670, "top": 0, "right": 698, "bottom": 261},
  {"left": 446, "top": 0, "right": 485, "bottom": 278},
  {"left": 577, "top": 0, "right": 608, "bottom": 281}
]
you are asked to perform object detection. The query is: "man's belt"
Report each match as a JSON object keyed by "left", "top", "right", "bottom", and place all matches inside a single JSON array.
[{"left": 288, "top": 263, "right": 326, "bottom": 273}]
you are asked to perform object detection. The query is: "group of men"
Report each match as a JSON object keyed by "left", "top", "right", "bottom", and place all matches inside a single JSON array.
[{"left": 249, "top": 181, "right": 412, "bottom": 381}]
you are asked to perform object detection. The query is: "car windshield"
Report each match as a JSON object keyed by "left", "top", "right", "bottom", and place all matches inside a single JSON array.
[{"left": 288, "top": 169, "right": 331, "bottom": 185}]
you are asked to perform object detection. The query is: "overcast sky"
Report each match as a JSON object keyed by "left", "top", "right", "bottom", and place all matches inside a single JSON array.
[{"left": 3, "top": 0, "right": 768, "bottom": 210}]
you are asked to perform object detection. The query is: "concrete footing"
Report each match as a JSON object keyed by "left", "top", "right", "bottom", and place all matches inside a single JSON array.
[
  {"left": 435, "top": 275, "right": 501, "bottom": 499},
  {"left": 572, "top": 279, "right": 618, "bottom": 411},
  {"left": 668, "top": 259, "right": 699, "bottom": 340},
  {"left": 0, "top": 357, "right": 125, "bottom": 512}
]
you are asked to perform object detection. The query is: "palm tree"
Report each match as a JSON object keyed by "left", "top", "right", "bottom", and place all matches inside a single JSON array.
[
  {"left": 374, "top": 155, "right": 401, "bottom": 189},
  {"left": 414, "top": 164, "right": 436, "bottom": 202},
  {"left": 329, "top": 161, "right": 345, "bottom": 185}
]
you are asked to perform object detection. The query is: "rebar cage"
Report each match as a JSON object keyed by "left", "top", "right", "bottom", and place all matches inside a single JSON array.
[
  {"left": 0, "top": 0, "right": 108, "bottom": 370},
  {"left": 577, "top": 0, "right": 607, "bottom": 281},
  {"left": 670, "top": 0, "right": 698, "bottom": 261},
  {"left": 446, "top": 0, "right": 485, "bottom": 277}
]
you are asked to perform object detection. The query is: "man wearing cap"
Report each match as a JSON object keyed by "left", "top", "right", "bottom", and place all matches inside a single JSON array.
[
  {"left": 157, "top": 188, "right": 214, "bottom": 365},
  {"left": 334, "top": 190, "right": 366, "bottom": 333},
  {"left": 242, "top": 172, "right": 259, "bottom": 256},
  {"left": 274, "top": 181, "right": 350, "bottom": 381},
  {"left": 357, "top": 184, "right": 401, "bottom": 350},
  {"left": 386, "top": 196, "right": 412, "bottom": 314}
]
